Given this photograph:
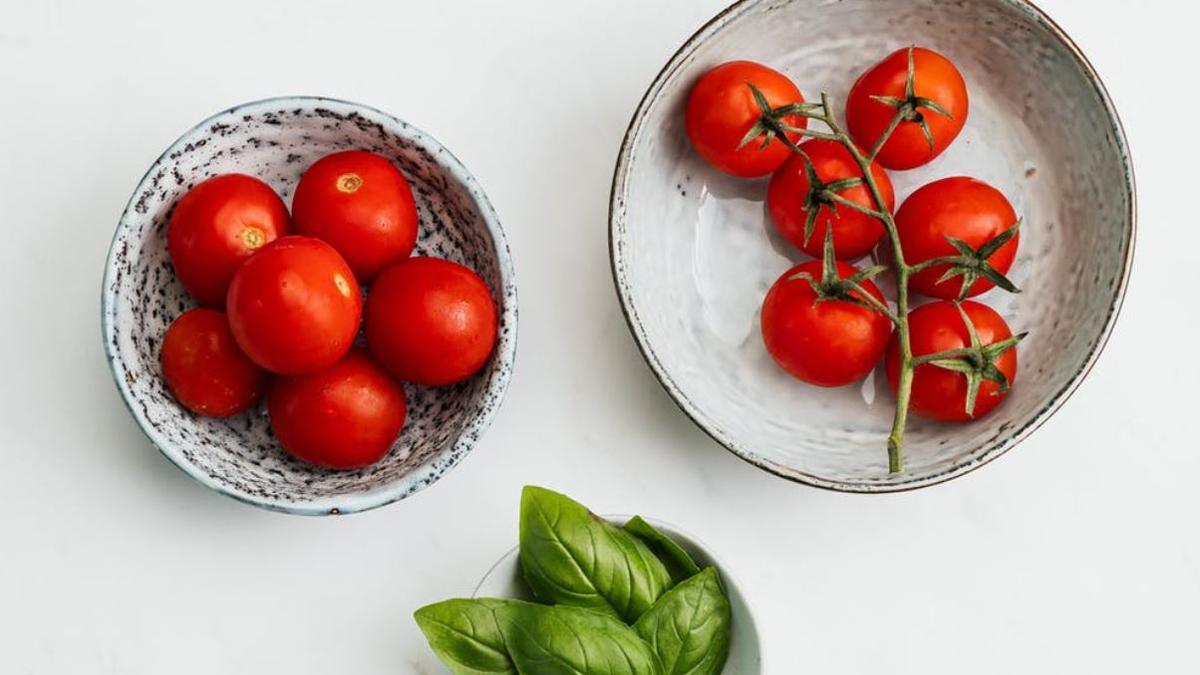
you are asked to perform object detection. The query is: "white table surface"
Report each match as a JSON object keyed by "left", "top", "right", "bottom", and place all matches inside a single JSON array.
[{"left": 1, "top": 0, "right": 1195, "bottom": 672}]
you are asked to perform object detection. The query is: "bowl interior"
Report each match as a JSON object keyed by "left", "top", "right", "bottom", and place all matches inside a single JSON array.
[
  {"left": 473, "top": 516, "right": 762, "bottom": 674},
  {"left": 103, "top": 98, "right": 516, "bottom": 514},
  {"left": 611, "top": 0, "right": 1132, "bottom": 490}
]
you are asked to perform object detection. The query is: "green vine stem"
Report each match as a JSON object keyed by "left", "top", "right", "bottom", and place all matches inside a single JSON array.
[
  {"left": 836, "top": 99, "right": 917, "bottom": 474},
  {"left": 762, "top": 93, "right": 914, "bottom": 472}
]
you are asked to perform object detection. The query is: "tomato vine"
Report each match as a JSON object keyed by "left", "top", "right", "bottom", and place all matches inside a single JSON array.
[{"left": 746, "top": 47, "right": 1024, "bottom": 473}]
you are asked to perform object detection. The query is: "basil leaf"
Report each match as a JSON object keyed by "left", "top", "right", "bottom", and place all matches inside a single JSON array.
[
  {"left": 634, "top": 567, "right": 731, "bottom": 675},
  {"left": 622, "top": 516, "right": 701, "bottom": 584},
  {"left": 413, "top": 598, "right": 518, "bottom": 675},
  {"left": 519, "top": 486, "right": 673, "bottom": 623},
  {"left": 496, "top": 601, "right": 663, "bottom": 675}
]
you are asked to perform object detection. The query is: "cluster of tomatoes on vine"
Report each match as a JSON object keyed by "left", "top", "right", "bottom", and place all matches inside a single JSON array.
[
  {"left": 685, "top": 47, "right": 1024, "bottom": 424},
  {"left": 160, "top": 151, "right": 497, "bottom": 469}
]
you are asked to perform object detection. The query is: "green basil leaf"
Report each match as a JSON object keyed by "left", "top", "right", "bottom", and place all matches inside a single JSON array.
[
  {"left": 519, "top": 486, "right": 673, "bottom": 622},
  {"left": 496, "top": 601, "right": 663, "bottom": 675},
  {"left": 634, "top": 567, "right": 731, "bottom": 675},
  {"left": 413, "top": 598, "right": 518, "bottom": 675},
  {"left": 622, "top": 516, "right": 701, "bottom": 584}
]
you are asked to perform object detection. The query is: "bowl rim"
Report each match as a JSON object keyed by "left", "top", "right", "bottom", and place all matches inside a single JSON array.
[
  {"left": 101, "top": 95, "right": 518, "bottom": 516},
  {"left": 607, "top": 0, "right": 1136, "bottom": 493},
  {"left": 471, "top": 514, "right": 762, "bottom": 671}
]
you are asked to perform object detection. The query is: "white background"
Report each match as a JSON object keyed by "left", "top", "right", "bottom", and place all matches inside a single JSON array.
[{"left": 1, "top": 0, "right": 1196, "bottom": 672}]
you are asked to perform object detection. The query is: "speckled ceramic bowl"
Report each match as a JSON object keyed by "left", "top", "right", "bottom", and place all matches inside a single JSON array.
[
  {"left": 474, "top": 516, "right": 762, "bottom": 674},
  {"left": 610, "top": 0, "right": 1134, "bottom": 491},
  {"left": 102, "top": 97, "right": 517, "bottom": 515}
]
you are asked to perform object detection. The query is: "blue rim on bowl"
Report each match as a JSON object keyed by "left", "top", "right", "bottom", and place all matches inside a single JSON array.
[
  {"left": 608, "top": 0, "right": 1136, "bottom": 492},
  {"left": 102, "top": 96, "right": 518, "bottom": 515}
]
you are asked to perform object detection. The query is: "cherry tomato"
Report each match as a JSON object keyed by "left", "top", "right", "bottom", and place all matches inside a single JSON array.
[
  {"left": 685, "top": 61, "right": 808, "bottom": 178},
  {"left": 226, "top": 236, "right": 362, "bottom": 375},
  {"left": 760, "top": 260, "right": 892, "bottom": 387},
  {"left": 268, "top": 349, "right": 407, "bottom": 470},
  {"left": 896, "top": 177, "right": 1019, "bottom": 299},
  {"left": 886, "top": 300, "right": 1018, "bottom": 422},
  {"left": 846, "top": 47, "right": 968, "bottom": 170},
  {"left": 366, "top": 257, "right": 497, "bottom": 386},
  {"left": 291, "top": 150, "right": 419, "bottom": 283},
  {"left": 166, "top": 174, "right": 290, "bottom": 307},
  {"left": 160, "top": 308, "right": 267, "bottom": 417},
  {"left": 767, "top": 139, "right": 895, "bottom": 260}
]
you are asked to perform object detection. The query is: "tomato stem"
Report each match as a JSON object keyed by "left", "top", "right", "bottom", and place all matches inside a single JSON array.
[
  {"left": 867, "top": 112, "right": 905, "bottom": 163},
  {"left": 776, "top": 90, "right": 915, "bottom": 473},
  {"left": 822, "top": 93, "right": 915, "bottom": 473}
]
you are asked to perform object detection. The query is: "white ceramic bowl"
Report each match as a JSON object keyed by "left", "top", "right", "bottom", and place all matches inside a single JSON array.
[
  {"left": 610, "top": 0, "right": 1134, "bottom": 491},
  {"left": 474, "top": 516, "right": 762, "bottom": 674},
  {"left": 102, "top": 97, "right": 517, "bottom": 515}
]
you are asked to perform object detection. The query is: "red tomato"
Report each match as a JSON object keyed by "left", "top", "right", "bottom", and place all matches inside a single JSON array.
[
  {"left": 366, "top": 257, "right": 497, "bottom": 386},
  {"left": 846, "top": 47, "right": 968, "bottom": 170},
  {"left": 160, "top": 308, "right": 266, "bottom": 417},
  {"left": 760, "top": 260, "right": 892, "bottom": 387},
  {"left": 896, "top": 177, "right": 1019, "bottom": 299},
  {"left": 767, "top": 139, "right": 894, "bottom": 260},
  {"left": 167, "top": 174, "right": 290, "bottom": 307},
  {"left": 685, "top": 61, "right": 808, "bottom": 177},
  {"left": 226, "top": 236, "right": 362, "bottom": 375},
  {"left": 886, "top": 300, "right": 1018, "bottom": 422},
  {"left": 268, "top": 349, "right": 407, "bottom": 470},
  {"left": 291, "top": 150, "right": 418, "bottom": 283}
]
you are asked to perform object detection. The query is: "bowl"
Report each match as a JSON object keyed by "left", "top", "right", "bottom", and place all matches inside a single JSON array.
[
  {"left": 609, "top": 0, "right": 1134, "bottom": 492},
  {"left": 473, "top": 516, "right": 762, "bottom": 673},
  {"left": 102, "top": 97, "right": 517, "bottom": 515}
]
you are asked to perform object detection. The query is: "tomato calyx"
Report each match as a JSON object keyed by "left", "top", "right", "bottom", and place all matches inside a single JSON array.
[
  {"left": 912, "top": 303, "right": 1026, "bottom": 417},
  {"left": 795, "top": 156, "right": 873, "bottom": 246},
  {"left": 867, "top": 46, "right": 954, "bottom": 154},
  {"left": 737, "top": 83, "right": 824, "bottom": 153},
  {"left": 910, "top": 221, "right": 1022, "bottom": 300},
  {"left": 788, "top": 227, "right": 896, "bottom": 321}
]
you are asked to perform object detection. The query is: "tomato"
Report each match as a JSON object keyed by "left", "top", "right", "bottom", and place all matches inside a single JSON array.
[
  {"left": 685, "top": 61, "right": 808, "bottom": 178},
  {"left": 767, "top": 139, "right": 894, "bottom": 260},
  {"left": 886, "top": 300, "right": 1018, "bottom": 422},
  {"left": 160, "top": 308, "right": 266, "bottom": 417},
  {"left": 226, "top": 236, "right": 362, "bottom": 375},
  {"left": 268, "top": 349, "right": 407, "bottom": 470},
  {"left": 846, "top": 47, "right": 968, "bottom": 170},
  {"left": 366, "top": 257, "right": 497, "bottom": 386},
  {"left": 760, "top": 260, "right": 892, "bottom": 387},
  {"left": 167, "top": 174, "right": 290, "bottom": 307},
  {"left": 896, "top": 177, "right": 1019, "bottom": 299},
  {"left": 291, "top": 150, "right": 419, "bottom": 283}
]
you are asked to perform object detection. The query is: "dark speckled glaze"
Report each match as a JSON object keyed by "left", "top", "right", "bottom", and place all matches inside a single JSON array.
[{"left": 102, "top": 97, "right": 517, "bottom": 515}]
